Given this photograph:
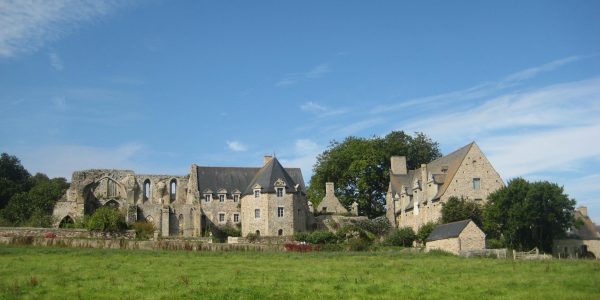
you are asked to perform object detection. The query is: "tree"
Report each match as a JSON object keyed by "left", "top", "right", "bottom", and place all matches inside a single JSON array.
[
  {"left": 86, "top": 206, "right": 127, "bottom": 232},
  {"left": 383, "top": 227, "right": 416, "bottom": 247},
  {"left": 483, "top": 178, "right": 576, "bottom": 252},
  {"left": 416, "top": 222, "right": 437, "bottom": 244},
  {"left": 0, "top": 153, "right": 31, "bottom": 209},
  {"left": 307, "top": 131, "right": 441, "bottom": 218},
  {"left": 441, "top": 196, "right": 483, "bottom": 227}
]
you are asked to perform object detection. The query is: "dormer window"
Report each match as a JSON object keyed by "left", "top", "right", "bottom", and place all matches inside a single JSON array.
[
  {"left": 276, "top": 187, "right": 284, "bottom": 197},
  {"left": 254, "top": 190, "right": 260, "bottom": 198},
  {"left": 219, "top": 194, "right": 225, "bottom": 202},
  {"left": 233, "top": 194, "right": 240, "bottom": 202},
  {"left": 204, "top": 194, "right": 212, "bottom": 202}
]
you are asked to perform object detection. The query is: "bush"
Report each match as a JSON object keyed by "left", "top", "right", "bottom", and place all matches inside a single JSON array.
[
  {"left": 211, "top": 225, "right": 241, "bottom": 242},
  {"left": 352, "top": 216, "right": 391, "bottom": 236},
  {"left": 293, "top": 231, "right": 310, "bottom": 242},
  {"left": 85, "top": 207, "right": 127, "bottom": 232},
  {"left": 416, "top": 222, "right": 437, "bottom": 244},
  {"left": 307, "top": 231, "right": 338, "bottom": 244},
  {"left": 132, "top": 221, "right": 155, "bottom": 240},
  {"left": 486, "top": 238, "right": 506, "bottom": 249},
  {"left": 383, "top": 227, "right": 416, "bottom": 247},
  {"left": 25, "top": 210, "right": 55, "bottom": 228},
  {"left": 246, "top": 233, "right": 259, "bottom": 243},
  {"left": 347, "top": 237, "right": 371, "bottom": 251}
]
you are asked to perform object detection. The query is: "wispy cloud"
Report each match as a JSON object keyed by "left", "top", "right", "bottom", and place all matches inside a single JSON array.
[
  {"left": 276, "top": 64, "right": 331, "bottom": 87},
  {"left": 370, "top": 55, "right": 585, "bottom": 114},
  {"left": 0, "top": 0, "right": 126, "bottom": 58},
  {"left": 299, "top": 101, "right": 348, "bottom": 118},
  {"left": 49, "top": 52, "right": 63, "bottom": 70},
  {"left": 226, "top": 140, "right": 248, "bottom": 152},
  {"left": 300, "top": 101, "right": 326, "bottom": 113}
]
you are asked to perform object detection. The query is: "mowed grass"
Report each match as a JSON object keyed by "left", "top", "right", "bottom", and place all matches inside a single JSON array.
[{"left": 1, "top": 245, "right": 599, "bottom": 300}]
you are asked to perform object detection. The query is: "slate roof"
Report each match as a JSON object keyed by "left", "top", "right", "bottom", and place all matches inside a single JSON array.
[
  {"left": 426, "top": 219, "right": 472, "bottom": 242},
  {"left": 569, "top": 210, "right": 600, "bottom": 240},
  {"left": 196, "top": 158, "right": 305, "bottom": 196},
  {"left": 389, "top": 142, "right": 474, "bottom": 211},
  {"left": 244, "top": 158, "right": 300, "bottom": 195}
]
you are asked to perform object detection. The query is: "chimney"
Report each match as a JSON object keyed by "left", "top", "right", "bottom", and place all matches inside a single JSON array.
[
  {"left": 263, "top": 155, "right": 273, "bottom": 165},
  {"left": 325, "top": 182, "right": 335, "bottom": 196},
  {"left": 391, "top": 156, "right": 407, "bottom": 175},
  {"left": 578, "top": 206, "right": 588, "bottom": 217}
]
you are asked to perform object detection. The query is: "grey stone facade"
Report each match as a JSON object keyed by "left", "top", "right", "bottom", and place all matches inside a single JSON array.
[{"left": 52, "top": 156, "right": 310, "bottom": 237}]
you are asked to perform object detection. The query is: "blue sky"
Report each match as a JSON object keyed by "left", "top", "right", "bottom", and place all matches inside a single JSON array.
[{"left": 1, "top": 1, "right": 600, "bottom": 220}]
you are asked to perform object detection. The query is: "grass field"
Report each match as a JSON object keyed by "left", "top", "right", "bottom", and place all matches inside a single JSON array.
[{"left": 1, "top": 245, "right": 599, "bottom": 299}]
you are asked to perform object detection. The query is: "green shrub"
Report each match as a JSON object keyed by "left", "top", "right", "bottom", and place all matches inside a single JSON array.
[
  {"left": 383, "top": 227, "right": 416, "bottom": 247},
  {"left": 306, "top": 231, "right": 338, "bottom": 244},
  {"left": 486, "top": 238, "right": 506, "bottom": 249},
  {"left": 416, "top": 222, "right": 437, "bottom": 244},
  {"left": 352, "top": 216, "right": 391, "bottom": 236},
  {"left": 347, "top": 237, "right": 371, "bottom": 251},
  {"left": 246, "top": 233, "right": 259, "bottom": 243},
  {"left": 85, "top": 207, "right": 127, "bottom": 232},
  {"left": 212, "top": 225, "right": 241, "bottom": 242},
  {"left": 132, "top": 221, "right": 155, "bottom": 240},
  {"left": 293, "top": 231, "right": 310, "bottom": 242}
]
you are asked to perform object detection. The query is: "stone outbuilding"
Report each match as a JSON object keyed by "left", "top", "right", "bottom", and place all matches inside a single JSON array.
[
  {"left": 425, "top": 219, "right": 485, "bottom": 255},
  {"left": 317, "top": 182, "right": 348, "bottom": 215}
]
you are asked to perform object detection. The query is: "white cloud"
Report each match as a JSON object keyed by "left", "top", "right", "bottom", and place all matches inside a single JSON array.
[
  {"left": 300, "top": 101, "right": 326, "bottom": 113},
  {"left": 49, "top": 52, "right": 63, "bottom": 70},
  {"left": 12, "top": 143, "right": 144, "bottom": 179},
  {"left": 276, "top": 63, "right": 331, "bottom": 87},
  {"left": 0, "top": 0, "right": 125, "bottom": 58},
  {"left": 226, "top": 140, "right": 248, "bottom": 152},
  {"left": 279, "top": 139, "right": 322, "bottom": 181}
]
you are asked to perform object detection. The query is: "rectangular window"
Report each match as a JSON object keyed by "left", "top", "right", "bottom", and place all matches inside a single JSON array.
[
  {"left": 204, "top": 194, "right": 211, "bottom": 202},
  {"left": 219, "top": 194, "right": 225, "bottom": 202},
  {"left": 277, "top": 207, "right": 284, "bottom": 218},
  {"left": 218, "top": 213, "right": 225, "bottom": 223},
  {"left": 276, "top": 187, "right": 284, "bottom": 197},
  {"left": 254, "top": 209, "right": 260, "bottom": 219},
  {"left": 473, "top": 178, "right": 481, "bottom": 190},
  {"left": 233, "top": 213, "right": 239, "bottom": 223},
  {"left": 254, "top": 190, "right": 260, "bottom": 198},
  {"left": 233, "top": 194, "right": 239, "bottom": 202}
]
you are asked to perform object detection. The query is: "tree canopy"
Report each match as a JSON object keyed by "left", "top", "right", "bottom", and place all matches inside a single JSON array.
[
  {"left": 483, "top": 178, "right": 576, "bottom": 252},
  {"left": 441, "top": 196, "right": 484, "bottom": 227},
  {"left": 307, "top": 131, "right": 441, "bottom": 218},
  {"left": 0, "top": 153, "right": 69, "bottom": 227}
]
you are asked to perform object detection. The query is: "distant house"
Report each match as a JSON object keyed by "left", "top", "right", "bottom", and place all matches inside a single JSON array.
[
  {"left": 316, "top": 182, "right": 349, "bottom": 215},
  {"left": 386, "top": 142, "right": 504, "bottom": 231},
  {"left": 554, "top": 207, "right": 600, "bottom": 259},
  {"left": 425, "top": 219, "right": 485, "bottom": 255}
]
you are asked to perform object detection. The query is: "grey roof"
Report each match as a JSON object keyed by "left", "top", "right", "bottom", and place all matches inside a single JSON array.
[
  {"left": 569, "top": 211, "right": 600, "bottom": 240},
  {"left": 426, "top": 219, "right": 472, "bottom": 242},
  {"left": 196, "top": 158, "right": 305, "bottom": 196},
  {"left": 389, "top": 142, "right": 474, "bottom": 211},
  {"left": 244, "top": 158, "right": 300, "bottom": 195}
]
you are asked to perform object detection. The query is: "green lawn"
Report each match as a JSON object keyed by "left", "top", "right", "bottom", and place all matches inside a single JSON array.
[{"left": 1, "top": 245, "right": 599, "bottom": 299}]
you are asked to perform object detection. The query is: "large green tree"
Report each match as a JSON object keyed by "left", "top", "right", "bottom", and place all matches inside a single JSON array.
[
  {"left": 483, "top": 178, "right": 576, "bottom": 252},
  {"left": 307, "top": 131, "right": 441, "bottom": 218},
  {"left": 441, "top": 196, "right": 483, "bottom": 227},
  {"left": 0, "top": 153, "right": 31, "bottom": 209}
]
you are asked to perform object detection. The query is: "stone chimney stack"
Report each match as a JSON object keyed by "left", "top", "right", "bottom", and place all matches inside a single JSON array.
[
  {"left": 578, "top": 206, "right": 588, "bottom": 217},
  {"left": 391, "top": 156, "right": 407, "bottom": 175},
  {"left": 263, "top": 155, "right": 273, "bottom": 165},
  {"left": 325, "top": 182, "right": 335, "bottom": 196}
]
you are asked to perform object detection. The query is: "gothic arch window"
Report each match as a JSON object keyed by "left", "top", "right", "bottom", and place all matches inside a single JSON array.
[
  {"left": 105, "top": 199, "right": 120, "bottom": 209},
  {"left": 143, "top": 179, "right": 151, "bottom": 200},
  {"left": 170, "top": 179, "right": 177, "bottom": 201},
  {"left": 107, "top": 179, "right": 117, "bottom": 198},
  {"left": 59, "top": 215, "right": 74, "bottom": 228}
]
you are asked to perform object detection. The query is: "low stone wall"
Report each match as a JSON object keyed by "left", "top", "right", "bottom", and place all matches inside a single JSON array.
[
  {"left": 0, "top": 227, "right": 136, "bottom": 239},
  {"left": 228, "top": 236, "right": 293, "bottom": 244},
  {"left": 0, "top": 236, "right": 284, "bottom": 252}
]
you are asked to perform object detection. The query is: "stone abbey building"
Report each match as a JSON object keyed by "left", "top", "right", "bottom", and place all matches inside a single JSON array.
[
  {"left": 52, "top": 156, "right": 310, "bottom": 237},
  {"left": 385, "top": 142, "right": 504, "bottom": 230}
]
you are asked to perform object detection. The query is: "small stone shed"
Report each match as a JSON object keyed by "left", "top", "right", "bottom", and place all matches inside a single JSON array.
[{"left": 425, "top": 219, "right": 485, "bottom": 255}]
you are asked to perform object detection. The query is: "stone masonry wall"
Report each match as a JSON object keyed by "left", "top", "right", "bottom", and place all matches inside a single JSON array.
[
  {"left": 0, "top": 227, "right": 136, "bottom": 239},
  {"left": 458, "top": 221, "right": 486, "bottom": 251},
  {"left": 426, "top": 237, "right": 460, "bottom": 255}
]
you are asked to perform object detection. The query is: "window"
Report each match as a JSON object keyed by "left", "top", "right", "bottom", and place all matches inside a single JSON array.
[
  {"left": 322, "top": 207, "right": 327, "bottom": 213},
  {"left": 143, "top": 180, "right": 151, "bottom": 199},
  {"left": 204, "top": 194, "right": 212, "bottom": 202},
  {"left": 277, "top": 207, "right": 284, "bottom": 218},
  {"left": 170, "top": 179, "right": 177, "bottom": 201},
  {"left": 233, "top": 194, "right": 239, "bottom": 202},
  {"left": 219, "top": 194, "right": 225, "bottom": 202},
  {"left": 276, "top": 187, "right": 284, "bottom": 197},
  {"left": 254, "top": 209, "right": 260, "bottom": 219},
  {"left": 278, "top": 229, "right": 283, "bottom": 236},
  {"left": 254, "top": 189, "right": 260, "bottom": 198},
  {"left": 218, "top": 213, "right": 225, "bottom": 223},
  {"left": 255, "top": 230, "right": 260, "bottom": 236},
  {"left": 473, "top": 178, "right": 481, "bottom": 190},
  {"left": 107, "top": 180, "right": 117, "bottom": 198},
  {"left": 233, "top": 213, "right": 239, "bottom": 223}
]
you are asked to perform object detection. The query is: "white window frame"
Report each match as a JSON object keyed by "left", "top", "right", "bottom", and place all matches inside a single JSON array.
[
  {"left": 233, "top": 194, "right": 240, "bottom": 202},
  {"left": 254, "top": 189, "right": 261, "bottom": 198},
  {"left": 254, "top": 209, "right": 260, "bottom": 219},
  {"left": 204, "top": 194, "right": 212, "bottom": 202},
  {"left": 276, "top": 187, "right": 284, "bottom": 197},
  {"left": 219, "top": 194, "right": 225, "bottom": 202},
  {"left": 233, "top": 213, "right": 239, "bottom": 223},
  {"left": 218, "top": 213, "right": 225, "bottom": 223},
  {"left": 277, "top": 207, "right": 284, "bottom": 218},
  {"left": 473, "top": 178, "right": 481, "bottom": 190}
]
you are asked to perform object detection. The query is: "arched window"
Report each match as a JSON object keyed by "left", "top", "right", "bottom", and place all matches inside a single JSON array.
[
  {"left": 144, "top": 179, "right": 151, "bottom": 200},
  {"left": 170, "top": 179, "right": 177, "bottom": 201},
  {"left": 59, "top": 216, "right": 74, "bottom": 228},
  {"left": 255, "top": 230, "right": 260, "bottom": 237},
  {"left": 105, "top": 199, "right": 120, "bottom": 209},
  {"left": 107, "top": 179, "right": 117, "bottom": 198},
  {"left": 278, "top": 229, "right": 283, "bottom": 236}
]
